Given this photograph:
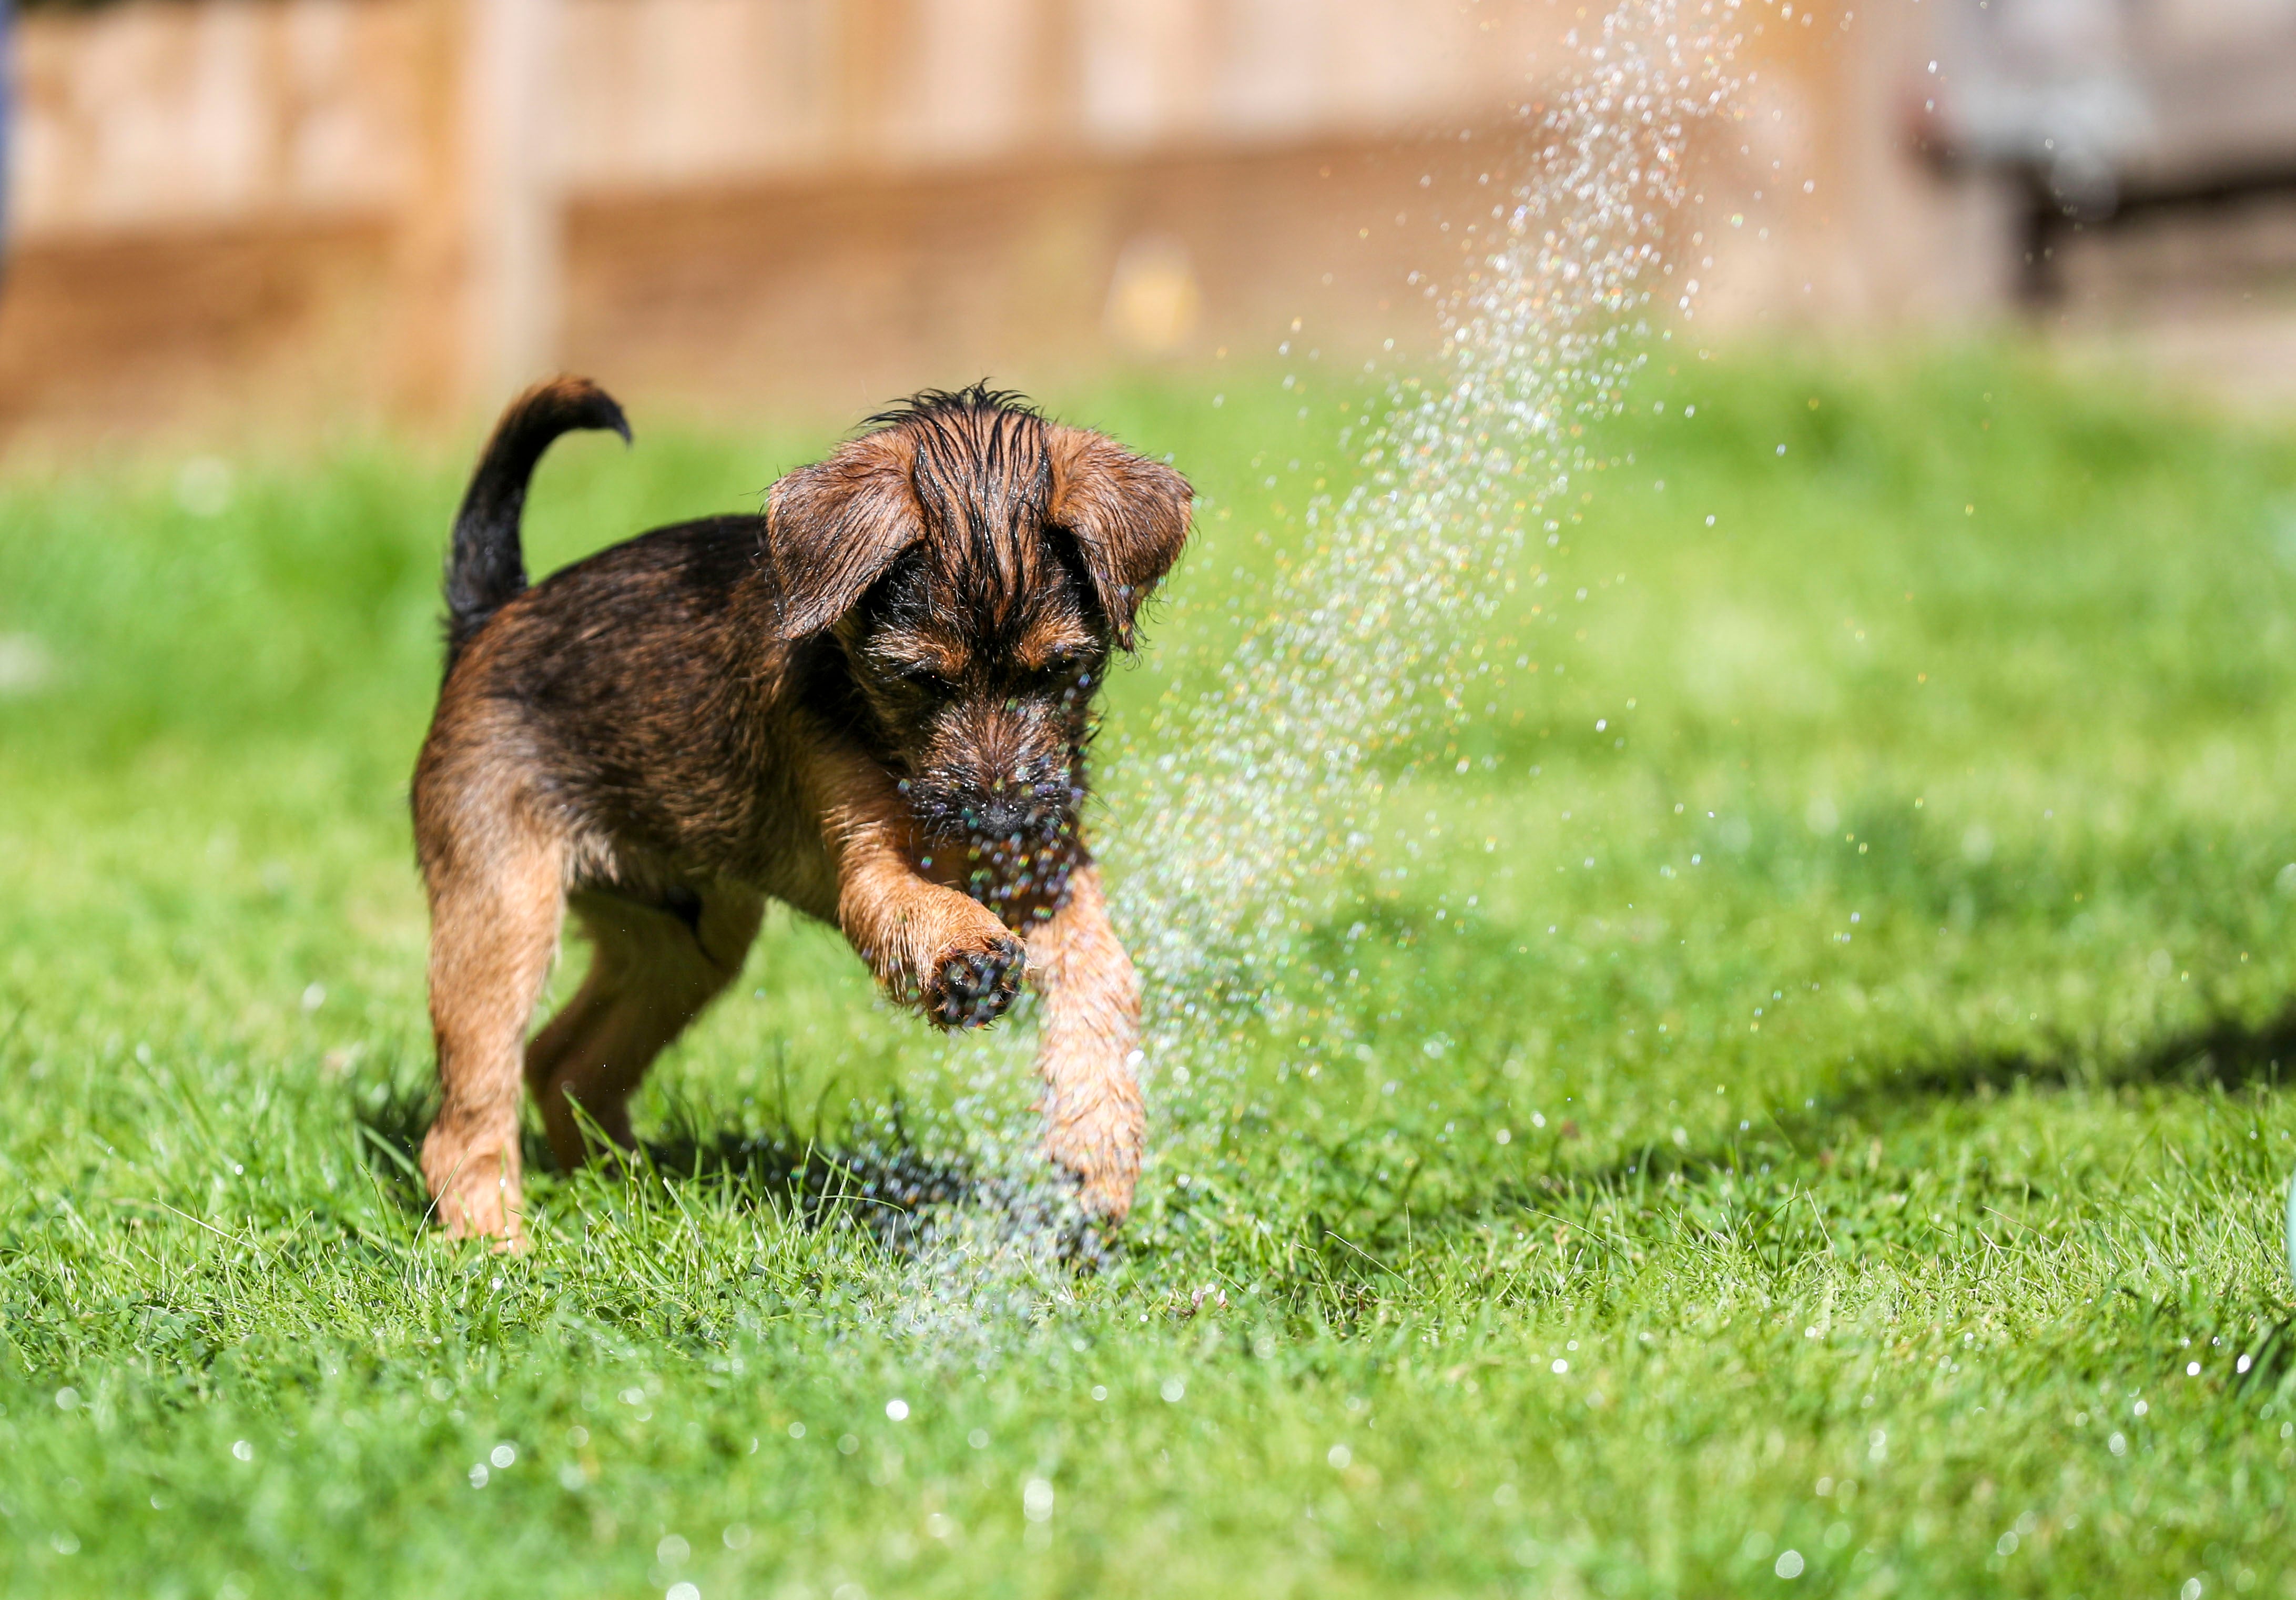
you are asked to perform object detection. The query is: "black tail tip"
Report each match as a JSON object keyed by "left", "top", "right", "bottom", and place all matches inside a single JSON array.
[{"left": 510, "top": 374, "right": 632, "bottom": 446}]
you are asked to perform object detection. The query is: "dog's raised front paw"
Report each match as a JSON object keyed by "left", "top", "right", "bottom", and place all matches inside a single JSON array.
[{"left": 927, "top": 933, "right": 1025, "bottom": 1027}]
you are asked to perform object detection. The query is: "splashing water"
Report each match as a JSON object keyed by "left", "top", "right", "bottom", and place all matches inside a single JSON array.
[
  {"left": 875, "top": 0, "right": 1746, "bottom": 1341},
  {"left": 1113, "top": 0, "right": 1745, "bottom": 1143}
]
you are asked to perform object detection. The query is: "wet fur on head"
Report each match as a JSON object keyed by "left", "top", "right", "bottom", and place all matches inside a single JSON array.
[
  {"left": 776, "top": 386, "right": 1192, "bottom": 902},
  {"left": 768, "top": 385, "right": 1193, "bottom": 651}
]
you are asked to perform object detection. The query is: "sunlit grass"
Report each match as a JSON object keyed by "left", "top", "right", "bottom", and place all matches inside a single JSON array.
[{"left": 4, "top": 349, "right": 2296, "bottom": 1596}]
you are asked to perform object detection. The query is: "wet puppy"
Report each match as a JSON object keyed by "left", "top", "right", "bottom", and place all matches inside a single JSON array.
[{"left": 411, "top": 378, "right": 1190, "bottom": 1243}]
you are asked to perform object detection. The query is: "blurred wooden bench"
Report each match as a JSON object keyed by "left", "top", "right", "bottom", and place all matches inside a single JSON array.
[{"left": 1915, "top": 0, "right": 2296, "bottom": 301}]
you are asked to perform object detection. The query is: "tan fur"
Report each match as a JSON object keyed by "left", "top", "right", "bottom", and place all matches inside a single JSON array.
[
  {"left": 414, "top": 705, "right": 567, "bottom": 1244},
  {"left": 524, "top": 885, "right": 763, "bottom": 1167},
  {"left": 1024, "top": 865, "right": 1145, "bottom": 1219},
  {"left": 1048, "top": 427, "right": 1194, "bottom": 650},
  {"left": 809, "top": 744, "right": 1026, "bottom": 1007}
]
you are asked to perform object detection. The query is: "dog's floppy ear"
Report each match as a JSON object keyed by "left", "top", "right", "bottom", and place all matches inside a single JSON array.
[
  {"left": 766, "top": 432, "right": 921, "bottom": 637},
  {"left": 1048, "top": 428, "right": 1194, "bottom": 651}
]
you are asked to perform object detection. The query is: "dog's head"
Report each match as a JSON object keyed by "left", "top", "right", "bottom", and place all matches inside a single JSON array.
[{"left": 767, "top": 388, "right": 1192, "bottom": 859}]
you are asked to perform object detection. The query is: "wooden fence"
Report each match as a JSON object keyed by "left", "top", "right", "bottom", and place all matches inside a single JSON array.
[{"left": 0, "top": 0, "right": 1976, "bottom": 445}]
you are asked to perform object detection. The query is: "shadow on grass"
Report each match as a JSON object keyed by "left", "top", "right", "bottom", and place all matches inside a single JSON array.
[
  {"left": 1240, "top": 1001, "right": 2296, "bottom": 1316},
  {"left": 1518, "top": 998, "right": 2296, "bottom": 1206},
  {"left": 350, "top": 1083, "right": 1098, "bottom": 1258},
  {"left": 347, "top": 1000, "right": 2296, "bottom": 1293},
  {"left": 1848, "top": 1001, "right": 2296, "bottom": 1108}
]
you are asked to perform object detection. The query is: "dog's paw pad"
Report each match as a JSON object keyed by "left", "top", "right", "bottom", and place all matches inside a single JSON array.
[{"left": 931, "top": 938, "right": 1023, "bottom": 1027}]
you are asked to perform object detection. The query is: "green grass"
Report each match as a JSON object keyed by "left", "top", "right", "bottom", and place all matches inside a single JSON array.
[{"left": 6, "top": 347, "right": 2296, "bottom": 1597}]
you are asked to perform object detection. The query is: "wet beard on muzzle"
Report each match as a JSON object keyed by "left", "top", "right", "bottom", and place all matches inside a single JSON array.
[
  {"left": 911, "top": 767, "right": 1088, "bottom": 929},
  {"left": 961, "top": 819, "right": 1084, "bottom": 927}
]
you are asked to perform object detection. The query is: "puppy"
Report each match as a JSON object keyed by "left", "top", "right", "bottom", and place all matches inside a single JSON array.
[{"left": 411, "top": 377, "right": 1190, "bottom": 1243}]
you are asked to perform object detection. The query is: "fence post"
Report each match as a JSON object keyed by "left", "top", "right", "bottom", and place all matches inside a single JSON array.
[
  {"left": 463, "top": 0, "right": 562, "bottom": 403},
  {"left": 394, "top": 0, "right": 563, "bottom": 424}
]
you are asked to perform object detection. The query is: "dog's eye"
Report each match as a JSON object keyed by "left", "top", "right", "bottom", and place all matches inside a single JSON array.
[{"left": 889, "top": 662, "right": 953, "bottom": 696}]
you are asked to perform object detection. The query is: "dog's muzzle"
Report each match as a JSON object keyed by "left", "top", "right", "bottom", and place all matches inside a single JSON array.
[
  {"left": 953, "top": 780, "right": 1072, "bottom": 845},
  {"left": 912, "top": 760, "right": 1075, "bottom": 850}
]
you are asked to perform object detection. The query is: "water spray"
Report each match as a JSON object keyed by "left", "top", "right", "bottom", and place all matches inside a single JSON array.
[
  {"left": 1113, "top": 0, "right": 1747, "bottom": 1165},
  {"left": 887, "top": 0, "right": 1750, "bottom": 1335}
]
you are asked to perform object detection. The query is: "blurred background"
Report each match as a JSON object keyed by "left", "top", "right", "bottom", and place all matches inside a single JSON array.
[{"left": 7, "top": 0, "right": 2296, "bottom": 453}]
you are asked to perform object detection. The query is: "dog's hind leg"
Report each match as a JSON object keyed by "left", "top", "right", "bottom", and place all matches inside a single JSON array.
[
  {"left": 527, "top": 886, "right": 762, "bottom": 1172},
  {"left": 1024, "top": 863, "right": 1144, "bottom": 1223},
  {"left": 419, "top": 825, "right": 566, "bottom": 1247}
]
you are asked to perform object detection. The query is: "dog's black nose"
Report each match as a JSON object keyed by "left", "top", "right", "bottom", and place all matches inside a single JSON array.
[
  {"left": 966, "top": 796, "right": 1031, "bottom": 839},
  {"left": 956, "top": 762, "right": 1072, "bottom": 842}
]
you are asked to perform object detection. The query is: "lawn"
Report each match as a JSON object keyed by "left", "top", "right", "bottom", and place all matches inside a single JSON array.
[{"left": 5, "top": 347, "right": 2296, "bottom": 1598}]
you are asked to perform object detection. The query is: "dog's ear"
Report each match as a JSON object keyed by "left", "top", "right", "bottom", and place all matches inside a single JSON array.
[
  {"left": 1048, "top": 428, "right": 1194, "bottom": 651},
  {"left": 766, "top": 432, "right": 921, "bottom": 637}
]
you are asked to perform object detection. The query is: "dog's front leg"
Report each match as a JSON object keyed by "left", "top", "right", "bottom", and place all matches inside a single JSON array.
[
  {"left": 1024, "top": 864, "right": 1144, "bottom": 1222},
  {"left": 828, "top": 798, "right": 1028, "bottom": 1028}
]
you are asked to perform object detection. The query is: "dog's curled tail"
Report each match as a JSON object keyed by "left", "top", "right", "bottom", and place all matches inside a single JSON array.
[{"left": 443, "top": 375, "right": 631, "bottom": 669}]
